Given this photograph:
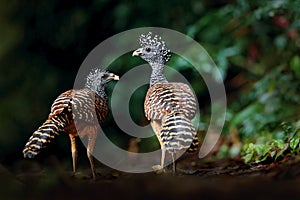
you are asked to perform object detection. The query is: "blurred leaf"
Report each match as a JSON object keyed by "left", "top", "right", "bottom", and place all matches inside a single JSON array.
[
  {"left": 290, "top": 56, "right": 300, "bottom": 78},
  {"left": 290, "top": 137, "right": 300, "bottom": 150}
]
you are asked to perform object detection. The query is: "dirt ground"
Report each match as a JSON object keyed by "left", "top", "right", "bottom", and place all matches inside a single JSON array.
[{"left": 1, "top": 153, "right": 300, "bottom": 200}]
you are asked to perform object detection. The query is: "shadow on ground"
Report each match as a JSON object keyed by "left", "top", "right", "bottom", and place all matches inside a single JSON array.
[{"left": 1, "top": 153, "right": 300, "bottom": 199}]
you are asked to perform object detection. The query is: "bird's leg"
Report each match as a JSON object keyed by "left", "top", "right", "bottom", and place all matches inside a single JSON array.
[
  {"left": 152, "top": 147, "right": 166, "bottom": 174},
  {"left": 161, "top": 147, "right": 166, "bottom": 168},
  {"left": 87, "top": 133, "right": 96, "bottom": 180},
  {"left": 69, "top": 134, "right": 78, "bottom": 176},
  {"left": 150, "top": 120, "right": 166, "bottom": 174},
  {"left": 171, "top": 152, "right": 176, "bottom": 174}
]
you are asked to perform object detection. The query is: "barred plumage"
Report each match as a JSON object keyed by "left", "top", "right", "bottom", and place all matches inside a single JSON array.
[
  {"left": 23, "top": 115, "right": 68, "bottom": 158},
  {"left": 161, "top": 113, "right": 196, "bottom": 151},
  {"left": 133, "top": 32, "right": 199, "bottom": 173},
  {"left": 144, "top": 82, "right": 197, "bottom": 120},
  {"left": 23, "top": 69, "right": 119, "bottom": 179},
  {"left": 144, "top": 82, "right": 198, "bottom": 153}
]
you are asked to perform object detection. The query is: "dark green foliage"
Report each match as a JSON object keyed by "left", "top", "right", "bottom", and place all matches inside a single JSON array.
[
  {"left": 241, "top": 122, "right": 300, "bottom": 163},
  {"left": 186, "top": 0, "right": 300, "bottom": 161},
  {"left": 228, "top": 66, "right": 300, "bottom": 138}
]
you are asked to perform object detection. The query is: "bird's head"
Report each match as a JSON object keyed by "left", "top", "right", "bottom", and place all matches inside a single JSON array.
[
  {"left": 85, "top": 69, "right": 119, "bottom": 93},
  {"left": 132, "top": 32, "right": 171, "bottom": 65}
]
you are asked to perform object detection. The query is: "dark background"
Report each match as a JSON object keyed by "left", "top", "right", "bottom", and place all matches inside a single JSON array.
[{"left": 1, "top": 0, "right": 300, "bottom": 199}]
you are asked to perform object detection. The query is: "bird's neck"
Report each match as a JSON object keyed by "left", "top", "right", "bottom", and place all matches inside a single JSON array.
[
  {"left": 150, "top": 63, "right": 168, "bottom": 87},
  {"left": 96, "top": 87, "right": 107, "bottom": 98},
  {"left": 88, "top": 84, "right": 107, "bottom": 98}
]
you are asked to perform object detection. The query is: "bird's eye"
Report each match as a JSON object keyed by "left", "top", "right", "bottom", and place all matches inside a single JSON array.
[
  {"left": 102, "top": 74, "right": 109, "bottom": 79},
  {"left": 146, "top": 47, "right": 151, "bottom": 52}
]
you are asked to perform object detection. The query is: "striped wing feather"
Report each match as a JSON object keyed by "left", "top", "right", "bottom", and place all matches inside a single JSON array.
[
  {"left": 49, "top": 89, "right": 108, "bottom": 123},
  {"left": 49, "top": 90, "right": 73, "bottom": 118}
]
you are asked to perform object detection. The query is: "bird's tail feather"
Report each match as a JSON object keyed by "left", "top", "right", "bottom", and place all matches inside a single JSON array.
[
  {"left": 161, "top": 112, "right": 198, "bottom": 153},
  {"left": 23, "top": 115, "right": 68, "bottom": 158}
]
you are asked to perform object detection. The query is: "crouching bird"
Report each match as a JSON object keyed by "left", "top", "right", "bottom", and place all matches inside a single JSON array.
[
  {"left": 132, "top": 32, "right": 198, "bottom": 174},
  {"left": 23, "top": 69, "right": 119, "bottom": 179}
]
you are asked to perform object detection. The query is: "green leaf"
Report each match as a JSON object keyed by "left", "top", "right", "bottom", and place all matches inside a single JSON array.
[
  {"left": 254, "top": 144, "right": 265, "bottom": 156},
  {"left": 260, "top": 154, "right": 269, "bottom": 162},
  {"left": 290, "top": 137, "right": 300, "bottom": 150},
  {"left": 242, "top": 153, "right": 254, "bottom": 163},
  {"left": 271, "top": 139, "right": 285, "bottom": 149},
  {"left": 263, "top": 145, "right": 272, "bottom": 156},
  {"left": 290, "top": 56, "right": 300, "bottom": 78},
  {"left": 275, "top": 143, "right": 289, "bottom": 161},
  {"left": 270, "top": 150, "right": 277, "bottom": 158}
]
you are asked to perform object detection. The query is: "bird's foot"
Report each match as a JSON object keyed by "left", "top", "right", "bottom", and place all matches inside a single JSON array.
[
  {"left": 70, "top": 171, "right": 83, "bottom": 179},
  {"left": 152, "top": 165, "right": 166, "bottom": 174}
]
